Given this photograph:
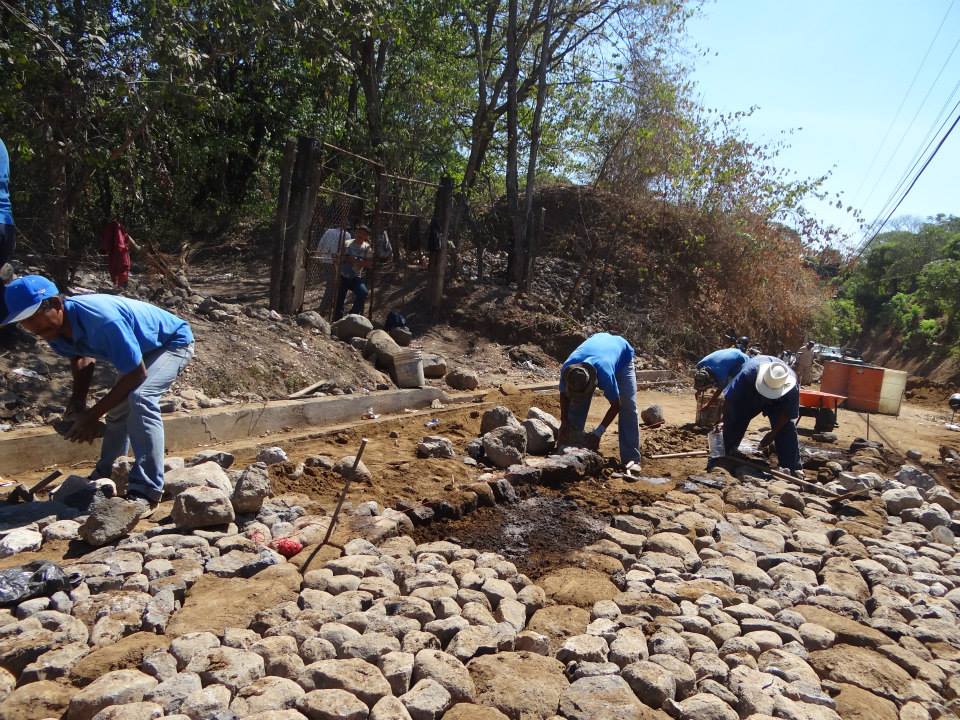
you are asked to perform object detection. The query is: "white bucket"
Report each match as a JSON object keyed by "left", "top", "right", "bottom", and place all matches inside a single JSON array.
[{"left": 393, "top": 349, "right": 425, "bottom": 388}]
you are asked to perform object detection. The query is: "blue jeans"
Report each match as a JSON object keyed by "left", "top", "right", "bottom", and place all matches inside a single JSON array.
[
  {"left": 722, "top": 404, "right": 800, "bottom": 471},
  {"left": 335, "top": 275, "right": 368, "bottom": 319},
  {"left": 94, "top": 343, "right": 194, "bottom": 500},
  {"left": 566, "top": 363, "right": 641, "bottom": 465}
]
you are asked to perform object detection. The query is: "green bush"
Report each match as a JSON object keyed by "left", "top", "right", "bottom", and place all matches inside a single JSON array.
[
  {"left": 917, "top": 318, "right": 941, "bottom": 344},
  {"left": 885, "top": 292, "right": 923, "bottom": 335},
  {"left": 812, "top": 299, "right": 861, "bottom": 345}
]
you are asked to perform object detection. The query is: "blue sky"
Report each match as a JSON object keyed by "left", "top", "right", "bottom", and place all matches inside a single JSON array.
[{"left": 684, "top": 0, "right": 959, "bottom": 246}]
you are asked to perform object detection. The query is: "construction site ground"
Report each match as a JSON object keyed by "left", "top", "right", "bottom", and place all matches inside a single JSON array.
[{"left": 5, "top": 383, "right": 958, "bottom": 577}]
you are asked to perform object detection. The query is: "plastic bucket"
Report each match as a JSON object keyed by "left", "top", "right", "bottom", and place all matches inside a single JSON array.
[
  {"left": 393, "top": 349, "right": 425, "bottom": 388},
  {"left": 707, "top": 429, "right": 725, "bottom": 459}
]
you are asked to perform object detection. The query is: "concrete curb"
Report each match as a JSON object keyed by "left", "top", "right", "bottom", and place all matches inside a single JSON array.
[{"left": 0, "top": 387, "right": 446, "bottom": 474}]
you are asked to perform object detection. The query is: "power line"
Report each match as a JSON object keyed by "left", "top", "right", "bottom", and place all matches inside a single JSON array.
[
  {"left": 859, "top": 77, "right": 960, "bottom": 244},
  {"left": 856, "top": 104, "right": 960, "bottom": 256},
  {"left": 858, "top": 85, "right": 960, "bottom": 248},
  {"left": 851, "top": 0, "right": 957, "bottom": 204},
  {"left": 859, "top": 31, "right": 960, "bottom": 214}
]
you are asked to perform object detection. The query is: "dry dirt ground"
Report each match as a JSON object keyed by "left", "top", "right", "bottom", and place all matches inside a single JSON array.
[
  {"left": 1, "top": 382, "right": 959, "bottom": 720},
  {"left": 7, "top": 384, "right": 957, "bottom": 576}
]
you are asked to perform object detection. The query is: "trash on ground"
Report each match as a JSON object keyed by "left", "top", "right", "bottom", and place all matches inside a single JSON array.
[
  {"left": 11, "top": 368, "right": 43, "bottom": 380},
  {"left": 0, "top": 562, "right": 83, "bottom": 606}
]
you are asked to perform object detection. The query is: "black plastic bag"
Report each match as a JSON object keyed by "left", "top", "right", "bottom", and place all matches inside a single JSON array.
[
  {"left": 385, "top": 310, "right": 407, "bottom": 332},
  {"left": 0, "top": 561, "right": 83, "bottom": 607}
]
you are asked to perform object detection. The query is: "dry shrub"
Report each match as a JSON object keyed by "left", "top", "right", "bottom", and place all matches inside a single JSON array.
[{"left": 475, "top": 185, "right": 827, "bottom": 357}]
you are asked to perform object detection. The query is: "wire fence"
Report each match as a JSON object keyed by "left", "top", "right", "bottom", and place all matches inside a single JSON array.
[{"left": 277, "top": 140, "right": 445, "bottom": 321}]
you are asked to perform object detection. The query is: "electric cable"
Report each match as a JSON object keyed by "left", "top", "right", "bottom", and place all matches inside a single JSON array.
[
  {"left": 851, "top": 0, "right": 957, "bottom": 204},
  {"left": 857, "top": 91, "right": 960, "bottom": 251},
  {"left": 856, "top": 104, "right": 960, "bottom": 255},
  {"left": 859, "top": 30, "right": 960, "bottom": 214},
  {"left": 859, "top": 77, "right": 960, "bottom": 244}
]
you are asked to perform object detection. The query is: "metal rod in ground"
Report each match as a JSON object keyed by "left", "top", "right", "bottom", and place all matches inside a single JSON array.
[
  {"left": 650, "top": 450, "right": 708, "bottom": 459},
  {"left": 321, "top": 438, "right": 369, "bottom": 547},
  {"left": 724, "top": 455, "right": 841, "bottom": 498}
]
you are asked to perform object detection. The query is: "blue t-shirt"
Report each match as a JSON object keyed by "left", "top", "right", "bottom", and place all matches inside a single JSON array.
[
  {"left": 48, "top": 295, "right": 193, "bottom": 374},
  {"left": 0, "top": 138, "right": 12, "bottom": 225},
  {"left": 697, "top": 348, "right": 748, "bottom": 388},
  {"left": 560, "top": 333, "right": 635, "bottom": 402},
  {"left": 724, "top": 354, "right": 799, "bottom": 421}
]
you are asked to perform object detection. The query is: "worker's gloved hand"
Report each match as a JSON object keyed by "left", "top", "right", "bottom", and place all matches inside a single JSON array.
[
  {"left": 581, "top": 424, "right": 603, "bottom": 451},
  {"left": 65, "top": 411, "right": 104, "bottom": 444}
]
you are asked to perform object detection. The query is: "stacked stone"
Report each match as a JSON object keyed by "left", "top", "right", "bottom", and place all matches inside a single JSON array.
[{"left": 2, "top": 440, "right": 960, "bottom": 720}]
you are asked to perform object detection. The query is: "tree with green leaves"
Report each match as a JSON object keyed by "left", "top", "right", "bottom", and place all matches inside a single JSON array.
[{"left": 835, "top": 215, "right": 960, "bottom": 353}]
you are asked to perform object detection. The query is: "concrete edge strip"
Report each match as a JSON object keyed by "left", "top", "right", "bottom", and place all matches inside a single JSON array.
[{"left": 1, "top": 387, "right": 446, "bottom": 475}]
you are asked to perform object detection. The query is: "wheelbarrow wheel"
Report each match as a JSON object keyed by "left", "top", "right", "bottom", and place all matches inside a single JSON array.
[{"left": 814, "top": 408, "right": 836, "bottom": 433}]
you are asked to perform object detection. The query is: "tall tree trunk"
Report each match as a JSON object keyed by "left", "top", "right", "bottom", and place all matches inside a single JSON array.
[
  {"left": 521, "top": 0, "right": 555, "bottom": 287},
  {"left": 505, "top": 0, "right": 523, "bottom": 283},
  {"left": 46, "top": 150, "right": 71, "bottom": 289}
]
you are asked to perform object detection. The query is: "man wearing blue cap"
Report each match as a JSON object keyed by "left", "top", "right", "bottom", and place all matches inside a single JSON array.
[
  {"left": 3, "top": 275, "right": 194, "bottom": 507},
  {"left": 694, "top": 347, "right": 749, "bottom": 422},
  {"left": 558, "top": 332, "right": 641, "bottom": 470}
]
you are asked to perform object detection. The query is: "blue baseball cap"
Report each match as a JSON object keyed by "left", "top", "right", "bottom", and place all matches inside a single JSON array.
[{"left": 2, "top": 275, "right": 60, "bottom": 325}]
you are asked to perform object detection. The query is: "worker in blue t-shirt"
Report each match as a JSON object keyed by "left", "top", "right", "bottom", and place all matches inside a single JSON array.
[
  {"left": 715, "top": 355, "right": 802, "bottom": 476},
  {"left": 3, "top": 275, "right": 194, "bottom": 507},
  {"left": 694, "top": 347, "right": 749, "bottom": 419},
  {"left": 0, "top": 138, "right": 16, "bottom": 323},
  {"left": 558, "top": 332, "right": 641, "bottom": 469}
]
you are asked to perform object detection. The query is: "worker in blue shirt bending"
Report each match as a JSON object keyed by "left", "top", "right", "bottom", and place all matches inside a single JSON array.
[
  {"left": 694, "top": 347, "right": 749, "bottom": 421},
  {"left": 558, "top": 332, "right": 641, "bottom": 470},
  {"left": 714, "top": 355, "right": 802, "bottom": 477},
  {"left": 3, "top": 275, "right": 194, "bottom": 508}
]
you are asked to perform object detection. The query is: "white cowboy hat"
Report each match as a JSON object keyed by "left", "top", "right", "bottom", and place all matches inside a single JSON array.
[{"left": 755, "top": 360, "right": 796, "bottom": 399}]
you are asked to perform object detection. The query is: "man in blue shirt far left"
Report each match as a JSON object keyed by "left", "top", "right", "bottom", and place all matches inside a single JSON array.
[
  {"left": 0, "top": 137, "right": 17, "bottom": 326},
  {"left": 3, "top": 275, "right": 194, "bottom": 508}
]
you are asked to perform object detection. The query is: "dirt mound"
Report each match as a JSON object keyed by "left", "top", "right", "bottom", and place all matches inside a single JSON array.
[{"left": 641, "top": 423, "right": 705, "bottom": 456}]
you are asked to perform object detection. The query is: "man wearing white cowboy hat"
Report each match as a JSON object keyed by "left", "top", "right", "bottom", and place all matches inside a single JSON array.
[
  {"left": 714, "top": 354, "right": 802, "bottom": 475},
  {"left": 558, "top": 332, "right": 641, "bottom": 469}
]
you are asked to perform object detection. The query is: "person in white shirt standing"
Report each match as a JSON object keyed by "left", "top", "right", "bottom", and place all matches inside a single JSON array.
[
  {"left": 334, "top": 225, "right": 372, "bottom": 319},
  {"left": 315, "top": 225, "right": 351, "bottom": 313}
]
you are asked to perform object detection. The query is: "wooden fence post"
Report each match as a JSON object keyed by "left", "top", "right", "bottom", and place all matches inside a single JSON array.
[
  {"left": 269, "top": 139, "right": 297, "bottom": 311},
  {"left": 277, "top": 136, "right": 324, "bottom": 315},
  {"left": 368, "top": 169, "right": 387, "bottom": 317}
]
